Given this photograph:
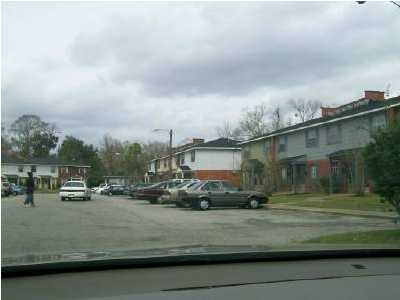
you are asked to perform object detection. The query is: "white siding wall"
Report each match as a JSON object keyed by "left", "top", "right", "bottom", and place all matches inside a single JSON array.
[
  {"left": 184, "top": 149, "right": 241, "bottom": 171},
  {"left": 1, "top": 164, "right": 58, "bottom": 177},
  {"left": 148, "top": 161, "right": 156, "bottom": 173}
]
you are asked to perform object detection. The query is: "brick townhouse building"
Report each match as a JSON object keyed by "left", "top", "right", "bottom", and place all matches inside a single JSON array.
[
  {"left": 240, "top": 91, "right": 400, "bottom": 194},
  {"left": 145, "top": 138, "right": 242, "bottom": 186},
  {"left": 1, "top": 157, "right": 90, "bottom": 189}
]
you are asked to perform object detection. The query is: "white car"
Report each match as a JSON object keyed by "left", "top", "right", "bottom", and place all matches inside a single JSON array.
[
  {"left": 59, "top": 181, "right": 91, "bottom": 201},
  {"left": 95, "top": 183, "right": 109, "bottom": 194}
]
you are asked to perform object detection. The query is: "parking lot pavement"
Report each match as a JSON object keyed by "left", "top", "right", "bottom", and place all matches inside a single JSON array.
[{"left": 2, "top": 193, "right": 397, "bottom": 258}]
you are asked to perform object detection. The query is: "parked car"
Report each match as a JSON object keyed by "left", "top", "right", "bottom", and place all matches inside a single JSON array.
[
  {"left": 10, "top": 183, "right": 25, "bottom": 195},
  {"left": 178, "top": 180, "right": 268, "bottom": 210},
  {"left": 96, "top": 183, "right": 110, "bottom": 194},
  {"left": 158, "top": 179, "right": 200, "bottom": 204},
  {"left": 105, "top": 185, "right": 125, "bottom": 196},
  {"left": 134, "top": 180, "right": 183, "bottom": 204},
  {"left": 59, "top": 180, "right": 91, "bottom": 201},
  {"left": 2, "top": 180, "right": 11, "bottom": 197},
  {"left": 129, "top": 183, "right": 153, "bottom": 198}
]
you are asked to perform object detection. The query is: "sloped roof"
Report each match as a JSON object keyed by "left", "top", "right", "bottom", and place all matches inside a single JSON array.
[
  {"left": 241, "top": 96, "right": 400, "bottom": 145},
  {"left": 1, "top": 156, "right": 90, "bottom": 167},
  {"left": 194, "top": 138, "right": 240, "bottom": 148}
]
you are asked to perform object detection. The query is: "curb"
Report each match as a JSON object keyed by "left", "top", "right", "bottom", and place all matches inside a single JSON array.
[{"left": 267, "top": 205, "right": 398, "bottom": 221}]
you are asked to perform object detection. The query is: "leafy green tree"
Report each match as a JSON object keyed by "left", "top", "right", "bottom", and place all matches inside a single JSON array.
[
  {"left": 10, "top": 114, "right": 58, "bottom": 159},
  {"left": 58, "top": 136, "right": 105, "bottom": 187},
  {"left": 364, "top": 118, "right": 400, "bottom": 217}
]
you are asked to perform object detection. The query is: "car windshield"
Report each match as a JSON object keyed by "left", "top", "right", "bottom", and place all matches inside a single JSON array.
[
  {"left": 2, "top": 1, "right": 400, "bottom": 272},
  {"left": 63, "top": 182, "right": 84, "bottom": 188}
]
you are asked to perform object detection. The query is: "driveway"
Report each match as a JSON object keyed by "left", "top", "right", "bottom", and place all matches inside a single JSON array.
[{"left": 2, "top": 193, "right": 397, "bottom": 259}]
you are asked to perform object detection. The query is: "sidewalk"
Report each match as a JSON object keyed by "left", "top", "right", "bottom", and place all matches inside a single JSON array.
[{"left": 267, "top": 203, "right": 398, "bottom": 220}]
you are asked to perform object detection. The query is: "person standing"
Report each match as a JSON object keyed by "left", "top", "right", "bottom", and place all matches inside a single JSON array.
[{"left": 24, "top": 172, "right": 35, "bottom": 207}]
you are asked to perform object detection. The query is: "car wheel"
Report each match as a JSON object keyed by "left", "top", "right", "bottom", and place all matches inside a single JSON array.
[
  {"left": 149, "top": 199, "right": 157, "bottom": 204},
  {"left": 61, "top": 197, "right": 65, "bottom": 201},
  {"left": 157, "top": 196, "right": 163, "bottom": 204},
  {"left": 197, "top": 198, "right": 210, "bottom": 211},
  {"left": 248, "top": 197, "right": 260, "bottom": 209}
]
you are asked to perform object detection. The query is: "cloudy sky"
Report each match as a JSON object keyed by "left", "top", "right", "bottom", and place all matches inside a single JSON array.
[{"left": 2, "top": 1, "right": 400, "bottom": 146}]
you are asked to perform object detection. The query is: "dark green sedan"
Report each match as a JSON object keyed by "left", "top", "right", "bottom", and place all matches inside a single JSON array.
[{"left": 178, "top": 180, "right": 268, "bottom": 210}]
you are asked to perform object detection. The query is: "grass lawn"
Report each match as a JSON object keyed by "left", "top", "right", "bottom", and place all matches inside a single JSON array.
[
  {"left": 269, "top": 193, "right": 394, "bottom": 212},
  {"left": 304, "top": 229, "right": 400, "bottom": 245}
]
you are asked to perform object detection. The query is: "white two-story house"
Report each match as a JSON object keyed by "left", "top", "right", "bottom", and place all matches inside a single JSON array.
[{"left": 145, "top": 138, "right": 242, "bottom": 186}]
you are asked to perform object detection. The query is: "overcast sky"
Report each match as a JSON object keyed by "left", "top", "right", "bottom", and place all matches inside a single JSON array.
[{"left": 2, "top": 1, "right": 400, "bottom": 147}]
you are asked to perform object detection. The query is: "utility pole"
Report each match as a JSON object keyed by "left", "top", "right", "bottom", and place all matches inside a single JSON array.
[{"left": 169, "top": 129, "right": 173, "bottom": 179}]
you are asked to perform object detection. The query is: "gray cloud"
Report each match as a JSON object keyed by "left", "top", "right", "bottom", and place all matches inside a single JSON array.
[
  {"left": 69, "top": 2, "right": 400, "bottom": 97},
  {"left": 2, "top": 2, "right": 400, "bottom": 146}
]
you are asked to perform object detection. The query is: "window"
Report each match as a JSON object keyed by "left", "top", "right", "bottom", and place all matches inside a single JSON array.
[
  {"left": 201, "top": 182, "right": 221, "bottom": 191},
  {"left": 63, "top": 182, "right": 84, "bottom": 187},
  {"left": 163, "top": 159, "right": 167, "bottom": 168},
  {"left": 331, "top": 161, "right": 339, "bottom": 176},
  {"left": 190, "top": 150, "right": 195, "bottom": 162},
  {"left": 278, "top": 136, "right": 287, "bottom": 152},
  {"left": 306, "top": 128, "right": 318, "bottom": 148},
  {"left": 18, "top": 166, "right": 24, "bottom": 172},
  {"left": 242, "top": 147, "right": 250, "bottom": 159},
  {"left": 50, "top": 166, "right": 56, "bottom": 173},
  {"left": 180, "top": 154, "right": 185, "bottom": 165},
  {"left": 371, "top": 114, "right": 387, "bottom": 133},
  {"left": 221, "top": 181, "right": 238, "bottom": 191},
  {"left": 326, "top": 125, "right": 341, "bottom": 145},
  {"left": 264, "top": 140, "right": 271, "bottom": 155},
  {"left": 310, "top": 165, "right": 318, "bottom": 179},
  {"left": 281, "top": 167, "right": 287, "bottom": 181},
  {"left": 31, "top": 165, "right": 37, "bottom": 172}
]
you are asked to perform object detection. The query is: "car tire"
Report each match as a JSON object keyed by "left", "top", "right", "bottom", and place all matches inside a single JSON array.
[
  {"left": 149, "top": 198, "right": 157, "bottom": 204},
  {"left": 248, "top": 197, "right": 260, "bottom": 209},
  {"left": 196, "top": 198, "right": 210, "bottom": 211},
  {"left": 61, "top": 197, "right": 65, "bottom": 201}
]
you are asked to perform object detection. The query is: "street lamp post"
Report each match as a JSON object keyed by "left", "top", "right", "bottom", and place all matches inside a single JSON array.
[{"left": 153, "top": 129, "right": 173, "bottom": 179}]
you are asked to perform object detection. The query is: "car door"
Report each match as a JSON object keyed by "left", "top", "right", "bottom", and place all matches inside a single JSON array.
[
  {"left": 200, "top": 182, "right": 223, "bottom": 206},
  {"left": 220, "top": 181, "right": 241, "bottom": 205}
]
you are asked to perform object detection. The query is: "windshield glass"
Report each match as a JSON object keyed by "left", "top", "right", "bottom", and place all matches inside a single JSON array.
[{"left": 2, "top": 1, "right": 400, "bottom": 269}]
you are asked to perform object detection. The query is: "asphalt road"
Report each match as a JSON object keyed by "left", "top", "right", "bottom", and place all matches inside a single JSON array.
[{"left": 2, "top": 193, "right": 397, "bottom": 259}]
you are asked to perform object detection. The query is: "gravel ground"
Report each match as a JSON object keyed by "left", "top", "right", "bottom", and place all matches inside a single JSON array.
[{"left": 2, "top": 193, "right": 397, "bottom": 258}]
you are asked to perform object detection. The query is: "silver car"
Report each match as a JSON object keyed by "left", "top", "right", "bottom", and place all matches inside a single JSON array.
[{"left": 158, "top": 180, "right": 200, "bottom": 204}]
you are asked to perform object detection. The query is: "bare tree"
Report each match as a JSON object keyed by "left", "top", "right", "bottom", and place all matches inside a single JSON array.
[
  {"left": 99, "top": 135, "right": 124, "bottom": 175},
  {"left": 239, "top": 103, "right": 270, "bottom": 138},
  {"left": 270, "top": 106, "right": 284, "bottom": 131},
  {"left": 289, "top": 99, "right": 322, "bottom": 123},
  {"left": 216, "top": 121, "right": 242, "bottom": 140}
]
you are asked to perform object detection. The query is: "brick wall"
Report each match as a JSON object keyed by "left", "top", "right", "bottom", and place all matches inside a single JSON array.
[
  {"left": 194, "top": 170, "right": 241, "bottom": 187},
  {"left": 306, "top": 159, "right": 330, "bottom": 192}
]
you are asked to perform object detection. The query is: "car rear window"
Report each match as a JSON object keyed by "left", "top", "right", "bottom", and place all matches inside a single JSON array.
[{"left": 63, "top": 182, "right": 84, "bottom": 187}]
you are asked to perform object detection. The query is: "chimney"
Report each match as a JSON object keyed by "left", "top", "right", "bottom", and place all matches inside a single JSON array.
[
  {"left": 364, "top": 90, "right": 385, "bottom": 101},
  {"left": 321, "top": 107, "right": 336, "bottom": 117},
  {"left": 192, "top": 138, "right": 204, "bottom": 145}
]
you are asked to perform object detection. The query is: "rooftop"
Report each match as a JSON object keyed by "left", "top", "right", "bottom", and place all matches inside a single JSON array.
[
  {"left": 1, "top": 156, "right": 91, "bottom": 167},
  {"left": 241, "top": 95, "right": 400, "bottom": 145}
]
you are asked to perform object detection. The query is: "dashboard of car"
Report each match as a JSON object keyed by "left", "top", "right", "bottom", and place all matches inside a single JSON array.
[{"left": 3, "top": 256, "right": 400, "bottom": 299}]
